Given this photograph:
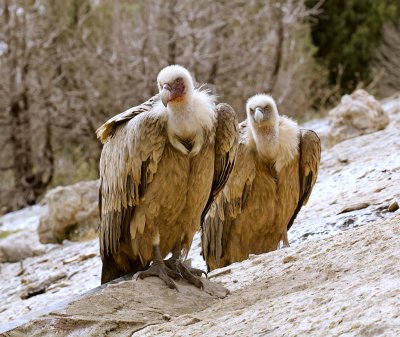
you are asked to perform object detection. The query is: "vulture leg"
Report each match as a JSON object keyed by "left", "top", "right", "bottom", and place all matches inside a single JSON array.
[
  {"left": 282, "top": 232, "right": 290, "bottom": 248},
  {"left": 163, "top": 245, "right": 181, "bottom": 270},
  {"left": 165, "top": 244, "right": 207, "bottom": 277},
  {"left": 164, "top": 244, "right": 206, "bottom": 288},
  {"left": 136, "top": 244, "right": 180, "bottom": 290}
]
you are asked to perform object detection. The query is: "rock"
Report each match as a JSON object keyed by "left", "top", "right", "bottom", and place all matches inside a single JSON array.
[
  {"left": 327, "top": 89, "right": 389, "bottom": 147},
  {"left": 0, "top": 230, "right": 45, "bottom": 263},
  {"left": 373, "top": 186, "right": 386, "bottom": 193},
  {"left": 388, "top": 200, "right": 399, "bottom": 212},
  {"left": 338, "top": 202, "right": 370, "bottom": 214},
  {"left": 0, "top": 206, "right": 8, "bottom": 217},
  {"left": 0, "top": 241, "right": 44, "bottom": 263},
  {"left": 208, "top": 268, "right": 232, "bottom": 279},
  {"left": 337, "top": 155, "right": 349, "bottom": 164},
  {"left": 201, "top": 278, "right": 230, "bottom": 298},
  {"left": 62, "top": 253, "right": 97, "bottom": 265},
  {"left": 38, "top": 180, "right": 100, "bottom": 244},
  {"left": 282, "top": 255, "right": 298, "bottom": 264},
  {"left": 3, "top": 215, "right": 400, "bottom": 336},
  {"left": 6, "top": 276, "right": 229, "bottom": 336},
  {"left": 162, "top": 313, "right": 172, "bottom": 321},
  {"left": 20, "top": 272, "right": 67, "bottom": 300}
]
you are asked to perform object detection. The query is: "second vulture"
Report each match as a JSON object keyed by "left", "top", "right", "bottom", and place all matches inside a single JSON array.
[{"left": 202, "top": 94, "right": 321, "bottom": 271}]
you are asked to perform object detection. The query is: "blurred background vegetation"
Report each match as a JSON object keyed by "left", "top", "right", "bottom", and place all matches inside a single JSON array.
[{"left": 0, "top": 0, "right": 399, "bottom": 212}]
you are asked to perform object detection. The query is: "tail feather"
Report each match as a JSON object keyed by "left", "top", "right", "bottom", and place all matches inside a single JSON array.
[{"left": 101, "top": 254, "right": 148, "bottom": 284}]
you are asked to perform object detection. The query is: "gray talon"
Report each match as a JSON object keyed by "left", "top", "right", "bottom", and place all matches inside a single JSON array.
[{"left": 136, "top": 263, "right": 179, "bottom": 290}]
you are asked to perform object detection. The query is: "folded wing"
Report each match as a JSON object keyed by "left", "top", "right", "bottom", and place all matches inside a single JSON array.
[
  {"left": 202, "top": 121, "right": 255, "bottom": 269},
  {"left": 200, "top": 103, "right": 239, "bottom": 224},
  {"left": 98, "top": 100, "right": 167, "bottom": 259},
  {"left": 287, "top": 129, "right": 321, "bottom": 231}
]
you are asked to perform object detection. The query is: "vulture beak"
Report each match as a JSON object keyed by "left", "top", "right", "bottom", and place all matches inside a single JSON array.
[
  {"left": 161, "top": 84, "right": 172, "bottom": 107},
  {"left": 254, "top": 107, "right": 264, "bottom": 124}
]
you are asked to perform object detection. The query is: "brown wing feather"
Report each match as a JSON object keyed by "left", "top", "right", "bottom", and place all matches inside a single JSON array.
[
  {"left": 96, "top": 94, "right": 160, "bottom": 144},
  {"left": 99, "top": 109, "right": 167, "bottom": 259},
  {"left": 287, "top": 129, "right": 321, "bottom": 231},
  {"left": 202, "top": 121, "right": 255, "bottom": 270},
  {"left": 200, "top": 103, "right": 238, "bottom": 225}
]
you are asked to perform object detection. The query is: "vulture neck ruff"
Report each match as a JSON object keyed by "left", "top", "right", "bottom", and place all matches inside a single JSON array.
[
  {"left": 166, "top": 88, "right": 216, "bottom": 157},
  {"left": 250, "top": 122, "right": 279, "bottom": 162},
  {"left": 249, "top": 116, "right": 299, "bottom": 173}
]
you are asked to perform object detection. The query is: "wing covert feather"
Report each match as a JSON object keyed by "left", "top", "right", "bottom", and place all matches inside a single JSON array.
[
  {"left": 99, "top": 109, "right": 167, "bottom": 258},
  {"left": 96, "top": 94, "right": 160, "bottom": 144}
]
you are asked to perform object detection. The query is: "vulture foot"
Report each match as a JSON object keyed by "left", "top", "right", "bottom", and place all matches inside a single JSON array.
[
  {"left": 164, "top": 257, "right": 207, "bottom": 278},
  {"left": 165, "top": 258, "right": 204, "bottom": 289},
  {"left": 178, "top": 262, "right": 204, "bottom": 289},
  {"left": 136, "top": 263, "right": 180, "bottom": 290},
  {"left": 185, "top": 266, "right": 207, "bottom": 278}
]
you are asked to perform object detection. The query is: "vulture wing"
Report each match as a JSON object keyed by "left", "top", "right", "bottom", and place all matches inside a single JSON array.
[
  {"left": 96, "top": 94, "right": 160, "bottom": 144},
  {"left": 200, "top": 103, "right": 239, "bottom": 226},
  {"left": 202, "top": 121, "right": 255, "bottom": 269},
  {"left": 287, "top": 129, "right": 321, "bottom": 231},
  {"left": 98, "top": 103, "right": 167, "bottom": 259}
]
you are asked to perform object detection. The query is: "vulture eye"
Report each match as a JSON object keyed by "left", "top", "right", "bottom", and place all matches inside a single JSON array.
[
  {"left": 175, "top": 78, "right": 182, "bottom": 84},
  {"left": 250, "top": 108, "right": 254, "bottom": 113}
]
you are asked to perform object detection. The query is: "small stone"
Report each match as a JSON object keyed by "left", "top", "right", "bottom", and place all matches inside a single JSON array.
[
  {"left": 373, "top": 186, "right": 385, "bottom": 193},
  {"left": 208, "top": 268, "right": 231, "bottom": 279},
  {"left": 388, "top": 201, "right": 399, "bottom": 212},
  {"left": 162, "top": 313, "right": 172, "bottom": 321},
  {"left": 201, "top": 278, "right": 230, "bottom": 298},
  {"left": 338, "top": 202, "right": 370, "bottom": 214},
  {"left": 179, "top": 316, "right": 202, "bottom": 326},
  {"left": 283, "top": 255, "right": 298, "bottom": 264},
  {"left": 20, "top": 272, "right": 67, "bottom": 300},
  {"left": 0, "top": 241, "right": 45, "bottom": 263},
  {"left": 63, "top": 253, "right": 97, "bottom": 265}
]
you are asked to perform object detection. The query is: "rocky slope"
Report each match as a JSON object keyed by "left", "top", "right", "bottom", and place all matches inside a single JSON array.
[
  {"left": 0, "top": 94, "right": 399, "bottom": 335},
  {"left": 3, "top": 213, "right": 400, "bottom": 336},
  {"left": 139, "top": 213, "right": 400, "bottom": 337}
]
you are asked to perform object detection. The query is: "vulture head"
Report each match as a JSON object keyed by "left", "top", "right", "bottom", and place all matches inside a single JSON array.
[
  {"left": 246, "top": 94, "right": 279, "bottom": 129},
  {"left": 157, "top": 65, "right": 195, "bottom": 107}
]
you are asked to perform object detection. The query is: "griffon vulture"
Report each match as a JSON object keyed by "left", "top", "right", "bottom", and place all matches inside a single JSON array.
[
  {"left": 202, "top": 94, "right": 320, "bottom": 271},
  {"left": 97, "top": 65, "right": 238, "bottom": 288}
]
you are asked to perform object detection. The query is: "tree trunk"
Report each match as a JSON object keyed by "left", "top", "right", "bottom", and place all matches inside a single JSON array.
[
  {"left": 5, "top": 1, "right": 54, "bottom": 209},
  {"left": 266, "top": 5, "right": 284, "bottom": 93}
]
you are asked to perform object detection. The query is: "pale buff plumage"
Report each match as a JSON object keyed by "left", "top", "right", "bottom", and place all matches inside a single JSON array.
[
  {"left": 202, "top": 94, "right": 320, "bottom": 271},
  {"left": 97, "top": 65, "right": 238, "bottom": 284}
]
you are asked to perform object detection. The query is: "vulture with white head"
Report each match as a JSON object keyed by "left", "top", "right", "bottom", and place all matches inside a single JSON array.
[
  {"left": 202, "top": 94, "right": 320, "bottom": 271},
  {"left": 97, "top": 65, "right": 238, "bottom": 288}
]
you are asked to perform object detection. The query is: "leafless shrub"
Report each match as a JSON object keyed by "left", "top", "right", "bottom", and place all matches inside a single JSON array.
[
  {"left": 0, "top": 0, "right": 327, "bottom": 210},
  {"left": 373, "top": 19, "right": 400, "bottom": 97}
]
